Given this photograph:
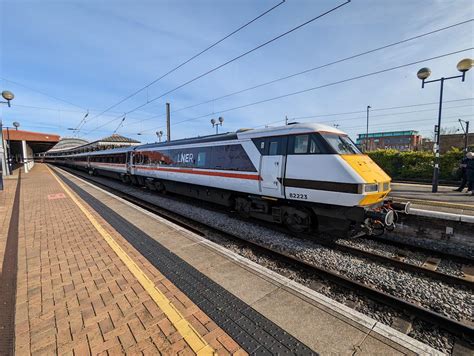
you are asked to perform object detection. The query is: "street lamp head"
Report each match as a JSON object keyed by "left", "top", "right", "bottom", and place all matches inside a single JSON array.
[
  {"left": 457, "top": 58, "right": 473, "bottom": 73},
  {"left": 210, "top": 118, "right": 216, "bottom": 125},
  {"left": 218, "top": 116, "right": 224, "bottom": 123},
  {"left": 417, "top": 67, "right": 431, "bottom": 80},
  {"left": 1, "top": 90, "right": 14, "bottom": 101}
]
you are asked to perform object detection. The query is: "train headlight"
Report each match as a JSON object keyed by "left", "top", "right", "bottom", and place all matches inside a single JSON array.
[{"left": 363, "top": 184, "right": 378, "bottom": 193}]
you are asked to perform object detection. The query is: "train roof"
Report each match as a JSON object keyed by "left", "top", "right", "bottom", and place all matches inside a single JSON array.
[
  {"left": 47, "top": 123, "right": 346, "bottom": 156},
  {"left": 61, "top": 146, "right": 134, "bottom": 157},
  {"left": 237, "top": 122, "right": 345, "bottom": 138},
  {"left": 135, "top": 123, "right": 345, "bottom": 150},
  {"left": 136, "top": 132, "right": 238, "bottom": 150}
]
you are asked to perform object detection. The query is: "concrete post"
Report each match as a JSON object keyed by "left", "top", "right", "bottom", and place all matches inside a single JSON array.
[{"left": 22, "top": 140, "right": 29, "bottom": 173}]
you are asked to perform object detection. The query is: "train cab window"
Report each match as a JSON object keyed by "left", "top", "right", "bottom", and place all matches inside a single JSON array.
[
  {"left": 288, "top": 133, "right": 328, "bottom": 154},
  {"left": 320, "top": 133, "right": 361, "bottom": 154},
  {"left": 292, "top": 134, "right": 309, "bottom": 154},
  {"left": 309, "top": 134, "right": 326, "bottom": 154}
]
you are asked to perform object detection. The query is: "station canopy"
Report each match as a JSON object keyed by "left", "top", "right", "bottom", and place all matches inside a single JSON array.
[{"left": 2, "top": 129, "right": 60, "bottom": 153}]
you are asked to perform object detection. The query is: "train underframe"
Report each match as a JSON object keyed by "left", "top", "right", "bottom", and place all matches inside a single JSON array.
[
  {"left": 112, "top": 169, "right": 401, "bottom": 237},
  {"left": 56, "top": 162, "right": 404, "bottom": 237}
]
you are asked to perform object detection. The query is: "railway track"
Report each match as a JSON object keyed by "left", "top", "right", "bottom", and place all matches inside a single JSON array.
[
  {"left": 53, "top": 165, "right": 474, "bottom": 342},
  {"left": 256, "top": 222, "right": 474, "bottom": 289},
  {"left": 312, "top": 238, "right": 472, "bottom": 288}
]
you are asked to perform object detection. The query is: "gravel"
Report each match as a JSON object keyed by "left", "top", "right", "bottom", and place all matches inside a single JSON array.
[
  {"left": 335, "top": 236, "right": 469, "bottom": 278},
  {"left": 68, "top": 170, "right": 471, "bottom": 354}
]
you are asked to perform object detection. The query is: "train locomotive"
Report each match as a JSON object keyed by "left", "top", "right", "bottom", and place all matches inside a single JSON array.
[{"left": 44, "top": 123, "right": 409, "bottom": 236}]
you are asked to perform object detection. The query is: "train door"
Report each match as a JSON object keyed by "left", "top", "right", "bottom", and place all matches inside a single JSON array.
[{"left": 259, "top": 136, "right": 285, "bottom": 197}]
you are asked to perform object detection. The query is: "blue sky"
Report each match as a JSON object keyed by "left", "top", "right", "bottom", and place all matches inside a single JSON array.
[{"left": 1, "top": 0, "right": 473, "bottom": 144}]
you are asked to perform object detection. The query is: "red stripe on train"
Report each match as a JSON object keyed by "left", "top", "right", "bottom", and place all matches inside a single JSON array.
[{"left": 133, "top": 165, "right": 261, "bottom": 180}]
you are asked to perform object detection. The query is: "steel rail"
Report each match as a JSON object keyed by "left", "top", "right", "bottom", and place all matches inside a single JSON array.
[{"left": 52, "top": 165, "right": 474, "bottom": 341}]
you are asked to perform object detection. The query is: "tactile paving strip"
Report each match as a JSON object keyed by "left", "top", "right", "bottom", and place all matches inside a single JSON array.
[{"left": 58, "top": 172, "right": 316, "bottom": 355}]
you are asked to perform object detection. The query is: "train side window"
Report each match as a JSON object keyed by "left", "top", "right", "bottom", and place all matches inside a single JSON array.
[
  {"left": 197, "top": 152, "right": 206, "bottom": 167},
  {"left": 268, "top": 136, "right": 287, "bottom": 155}
]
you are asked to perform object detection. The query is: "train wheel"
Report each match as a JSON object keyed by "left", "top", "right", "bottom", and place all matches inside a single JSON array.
[{"left": 283, "top": 207, "right": 312, "bottom": 233}]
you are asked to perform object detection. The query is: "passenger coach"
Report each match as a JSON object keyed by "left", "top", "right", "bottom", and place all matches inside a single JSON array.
[{"left": 45, "top": 123, "right": 408, "bottom": 236}]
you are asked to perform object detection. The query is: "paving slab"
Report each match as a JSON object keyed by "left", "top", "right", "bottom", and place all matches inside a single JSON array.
[
  {"left": 54, "top": 165, "right": 443, "bottom": 356},
  {"left": 10, "top": 164, "right": 245, "bottom": 355}
]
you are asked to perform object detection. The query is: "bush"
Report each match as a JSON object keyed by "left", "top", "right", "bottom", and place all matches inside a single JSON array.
[{"left": 367, "top": 148, "right": 463, "bottom": 181}]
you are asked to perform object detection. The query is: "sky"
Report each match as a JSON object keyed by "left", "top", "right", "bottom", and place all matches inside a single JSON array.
[{"left": 1, "top": 0, "right": 473, "bottom": 144}]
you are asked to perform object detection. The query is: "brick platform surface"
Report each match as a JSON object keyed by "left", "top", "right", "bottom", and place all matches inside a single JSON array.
[
  {"left": 14, "top": 164, "right": 245, "bottom": 355},
  {"left": 0, "top": 173, "right": 18, "bottom": 273}
]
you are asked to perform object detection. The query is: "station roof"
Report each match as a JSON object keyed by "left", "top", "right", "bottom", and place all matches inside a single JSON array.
[
  {"left": 47, "top": 137, "right": 90, "bottom": 152},
  {"left": 45, "top": 133, "right": 141, "bottom": 155},
  {"left": 2, "top": 129, "right": 60, "bottom": 142},
  {"left": 2, "top": 129, "right": 60, "bottom": 153}
]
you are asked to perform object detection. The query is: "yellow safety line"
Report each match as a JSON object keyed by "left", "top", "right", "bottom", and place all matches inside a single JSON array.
[{"left": 46, "top": 166, "right": 215, "bottom": 355}]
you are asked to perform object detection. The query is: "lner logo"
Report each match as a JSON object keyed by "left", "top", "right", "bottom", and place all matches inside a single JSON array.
[{"left": 177, "top": 153, "right": 194, "bottom": 163}]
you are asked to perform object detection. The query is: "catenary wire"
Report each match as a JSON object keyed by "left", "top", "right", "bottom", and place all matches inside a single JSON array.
[
  {"left": 118, "top": 18, "right": 474, "bottom": 130},
  {"left": 134, "top": 47, "right": 473, "bottom": 134},
  {"left": 82, "top": 0, "right": 351, "bottom": 135},
  {"left": 0, "top": 77, "right": 88, "bottom": 111},
  {"left": 81, "top": 0, "right": 286, "bottom": 127}
]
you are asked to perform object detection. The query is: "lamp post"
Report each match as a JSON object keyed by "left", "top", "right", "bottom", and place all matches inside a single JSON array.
[
  {"left": 211, "top": 117, "right": 224, "bottom": 134},
  {"left": 459, "top": 119, "right": 470, "bottom": 153},
  {"left": 156, "top": 130, "right": 163, "bottom": 143},
  {"left": 1, "top": 91, "right": 15, "bottom": 184},
  {"left": 417, "top": 58, "right": 473, "bottom": 193},
  {"left": 365, "top": 105, "right": 371, "bottom": 152}
]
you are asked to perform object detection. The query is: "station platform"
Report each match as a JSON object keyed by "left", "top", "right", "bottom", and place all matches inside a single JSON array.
[
  {"left": 0, "top": 164, "right": 441, "bottom": 355},
  {"left": 390, "top": 182, "right": 474, "bottom": 216}
]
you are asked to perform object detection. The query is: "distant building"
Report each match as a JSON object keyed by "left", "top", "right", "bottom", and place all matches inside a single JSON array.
[
  {"left": 439, "top": 133, "right": 474, "bottom": 153},
  {"left": 46, "top": 137, "right": 89, "bottom": 154},
  {"left": 420, "top": 138, "right": 434, "bottom": 152},
  {"left": 419, "top": 133, "right": 473, "bottom": 153},
  {"left": 44, "top": 134, "right": 140, "bottom": 156},
  {"left": 356, "top": 130, "right": 422, "bottom": 151}
]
